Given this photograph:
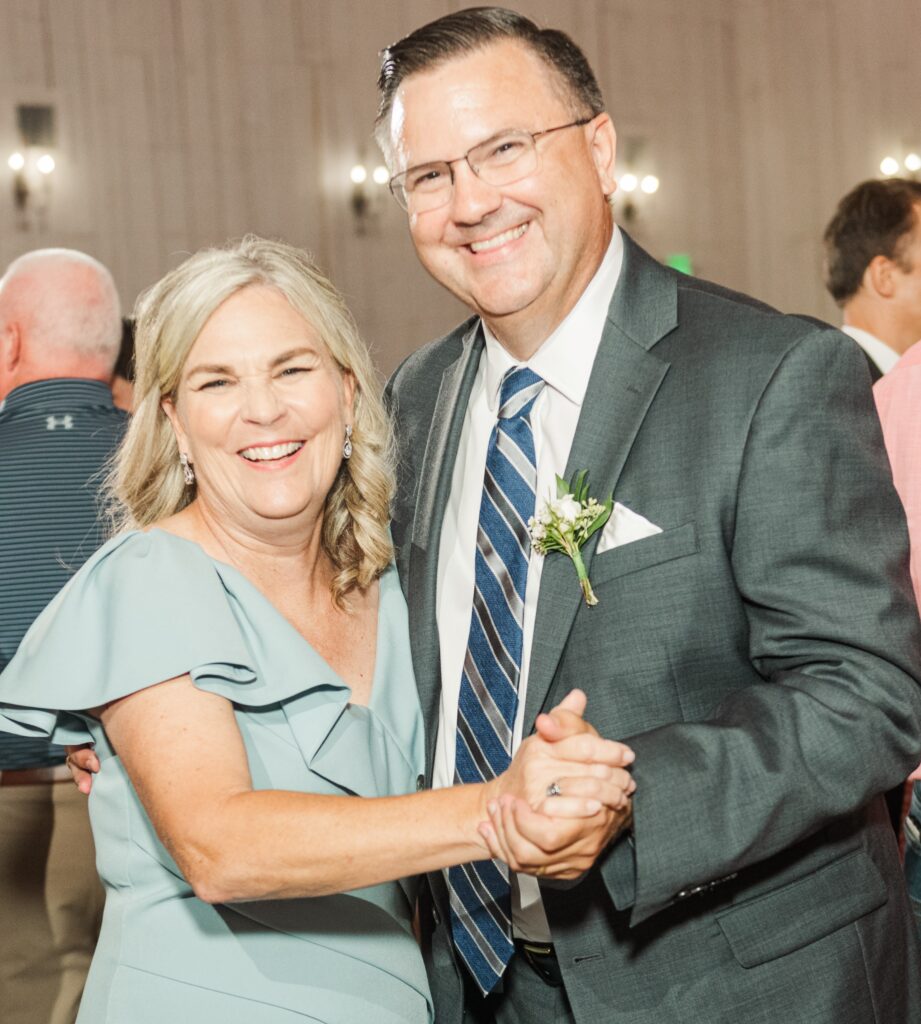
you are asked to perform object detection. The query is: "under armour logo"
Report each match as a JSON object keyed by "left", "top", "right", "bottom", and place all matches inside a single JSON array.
[{"left": 46, "top": 415, "right": 74, "bottom": 431}]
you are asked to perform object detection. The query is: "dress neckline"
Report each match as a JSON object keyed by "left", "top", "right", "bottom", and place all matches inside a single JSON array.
[{"left": 143, "top": 527, "right": 389, "bottom": 712}]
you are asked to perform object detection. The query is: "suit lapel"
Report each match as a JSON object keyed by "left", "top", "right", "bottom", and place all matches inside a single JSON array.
[
  {"left": 523, "top": 235, "right": 678, "bottom": 729},
  {"left": 407, "top": 324, "right": 485, "bottom": 775}
]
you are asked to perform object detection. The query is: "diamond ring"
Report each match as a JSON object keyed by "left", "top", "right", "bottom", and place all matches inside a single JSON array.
[{"left": 546, "top": 781, "right": 562, "bottom": 798}]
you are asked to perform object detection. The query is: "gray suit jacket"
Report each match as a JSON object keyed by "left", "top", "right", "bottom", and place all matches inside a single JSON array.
[{"left": 386, "top": 233, "right": 921, "bottom": 1023}]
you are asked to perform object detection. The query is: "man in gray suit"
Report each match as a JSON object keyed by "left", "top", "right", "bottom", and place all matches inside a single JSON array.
[{"left": 377, "top": 7, "right": 921, "bottom": 1022}]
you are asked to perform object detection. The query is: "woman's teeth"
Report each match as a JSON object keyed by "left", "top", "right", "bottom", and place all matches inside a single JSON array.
[{"left": 239, "top": 441, "right": 304, "bottom": 462}]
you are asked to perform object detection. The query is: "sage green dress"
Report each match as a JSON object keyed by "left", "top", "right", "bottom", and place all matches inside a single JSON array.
[{"left": 0, "top": 530, "right": 433, "bottom": 1023}]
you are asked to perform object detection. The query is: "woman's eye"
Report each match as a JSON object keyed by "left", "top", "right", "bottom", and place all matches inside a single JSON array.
[
  {"left": 199, "top": 378, "right": 231, "bottom": 390},
  {"left": 279, "top": 366, "right": 309, "bottom": 378}
]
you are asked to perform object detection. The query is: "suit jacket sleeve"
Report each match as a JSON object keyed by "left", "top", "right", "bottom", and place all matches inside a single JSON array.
[{"left": 602, "top": 326, "right": 921, "bottom": 925}]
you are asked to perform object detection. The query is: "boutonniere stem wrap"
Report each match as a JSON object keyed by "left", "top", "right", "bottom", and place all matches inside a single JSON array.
[{"left": 528, "top": 471, "right": 613, "bottom": 607}]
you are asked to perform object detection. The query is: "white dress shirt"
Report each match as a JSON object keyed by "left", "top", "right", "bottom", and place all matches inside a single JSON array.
[
  {"left": 434, "top": 228, "right": 624, "bottom": 941},
  {"left": 841, "top": 324, "right": 900, "bottom": 375}
]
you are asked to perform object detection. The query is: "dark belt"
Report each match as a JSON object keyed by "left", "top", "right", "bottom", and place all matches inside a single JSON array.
[
  {"left": 0, "top": 764, "right": 72, "bottom": 786},
  {"left": 514, "top": 939, "right": 563, "bottom": 987}
]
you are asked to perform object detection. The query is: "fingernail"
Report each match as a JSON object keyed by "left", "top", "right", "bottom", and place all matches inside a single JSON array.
[
  {"left": 623, "top": 749, "right": 635, "bottom": 764},
  {"left": 487, "top": 801, "right": 497, "bottom": 815}
]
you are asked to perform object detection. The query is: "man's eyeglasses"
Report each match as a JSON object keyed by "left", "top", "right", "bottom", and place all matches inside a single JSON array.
[{"left": 388, "top": 118, "right": 592, "bottom": 214}]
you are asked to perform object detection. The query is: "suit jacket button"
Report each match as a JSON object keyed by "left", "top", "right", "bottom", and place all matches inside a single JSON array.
[{"left": 416, "top": 774, "right": 425, "bottom": 791}]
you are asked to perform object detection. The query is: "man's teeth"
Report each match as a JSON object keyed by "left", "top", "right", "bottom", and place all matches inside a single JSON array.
[
  {"left": 240, "top": 441, "right": 304, "bottom": 462},
  {"left": 469, "top": 223, "right": 528, "bottom": 253}
]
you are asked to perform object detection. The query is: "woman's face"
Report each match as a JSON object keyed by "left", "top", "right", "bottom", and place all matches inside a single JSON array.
[{"left": 163, "top": 284, "right": 354, "bottom": 537}]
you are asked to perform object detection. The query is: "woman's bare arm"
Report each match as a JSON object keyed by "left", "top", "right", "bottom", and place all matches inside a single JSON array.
[{"left": 99, "top": 676, "right": 635, "bottom": 903}]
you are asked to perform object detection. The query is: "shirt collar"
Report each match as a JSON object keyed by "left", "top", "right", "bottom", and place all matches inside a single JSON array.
[
  {"left": 840, "top": 325, "right": 900, "bottom": 374},
  {"left": 481, "top": 227, "right": 624, "bottom": 413},
  {"left": 0, "top": 378, "right": 115, "bottom": 416}
]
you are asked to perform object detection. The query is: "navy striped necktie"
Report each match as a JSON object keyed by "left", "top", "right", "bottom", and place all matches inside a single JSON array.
[{"left": 447, "top": 365, "right": 545, "bottom": 995}]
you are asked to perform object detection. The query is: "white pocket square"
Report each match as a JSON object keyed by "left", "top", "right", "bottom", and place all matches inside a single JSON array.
[{"left": 595, "top": 503, "right": 662, "bottom": 554}]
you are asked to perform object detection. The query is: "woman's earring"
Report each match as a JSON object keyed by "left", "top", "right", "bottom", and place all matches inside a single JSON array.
[
  {"left": 179, "top": 452, "right": 195, "bottom": 486},
  {"left": 342, "top": 424, "right": 353, "bottom": 461}
]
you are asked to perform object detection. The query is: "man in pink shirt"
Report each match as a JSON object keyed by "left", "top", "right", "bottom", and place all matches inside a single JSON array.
[{"left": 876, "top": 339, "right": 921, "bottom": 939}]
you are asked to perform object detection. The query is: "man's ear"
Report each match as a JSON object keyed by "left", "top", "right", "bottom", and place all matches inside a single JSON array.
[
  {"left": 0, "top": 321, "right": 22, "bottom": 373},
  {"left": 588, "top": 114, "right": 618, "bottom": 198},
  {"left": 865, "top": 254, "right": 898, "bottom": 299}
]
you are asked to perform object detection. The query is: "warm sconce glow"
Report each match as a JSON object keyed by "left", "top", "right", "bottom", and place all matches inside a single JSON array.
[
  {"left": 880, "top": 156, "right": 900, "bottom": 176},
  {"left": 350, "top": 164, "right": 367, "bottom": 184},
  {"left": 8, "top": 152, "right": 25, "bottom": 171},
  {"left": 641, "top": 174, "right": 660, "bottom": 194},
  {"left": 37, "top": 154, "right": 55, "bottom": 175},
  {"left": 372, "top": 165, "right": 389, "bottom": 185},
  {"left": 619, "top": 173, "right": 638, "bottom": 193},
  {"left": 905, "top": 153, "right": 921, "bottom": 173}
]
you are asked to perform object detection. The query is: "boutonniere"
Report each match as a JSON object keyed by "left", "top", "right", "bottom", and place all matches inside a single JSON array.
[{"left": 528, "top": 471, "right": 613, "bottom": 607}]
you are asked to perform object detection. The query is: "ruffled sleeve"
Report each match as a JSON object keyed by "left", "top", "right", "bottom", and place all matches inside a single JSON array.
[{"left": 0, "top": 530, "right": 328, "bottom": 745}]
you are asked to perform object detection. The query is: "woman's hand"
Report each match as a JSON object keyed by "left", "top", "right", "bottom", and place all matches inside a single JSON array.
[
  {"left": 65, "top": 744, "right": 99, "bottom": 795},
  {"left": 487, "top": 689, "right": 635, "bottom": 819},
  {"left": 480, "top": 689, "right": 636, "bottom": 879}
]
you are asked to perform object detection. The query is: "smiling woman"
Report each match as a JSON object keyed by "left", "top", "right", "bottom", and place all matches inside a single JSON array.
[{"left": 0, "top": 236, "right": 636, "bottom": 1023}]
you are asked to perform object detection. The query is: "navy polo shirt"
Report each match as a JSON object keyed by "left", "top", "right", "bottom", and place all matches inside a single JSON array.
[{"left": 0, "top": 379, "right": 127, "bottom": 770}]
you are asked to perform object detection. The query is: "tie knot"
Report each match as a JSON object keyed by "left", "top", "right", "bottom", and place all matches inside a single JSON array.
[{"left": 498, "top": 367, "right": 544, "bottom": 420}]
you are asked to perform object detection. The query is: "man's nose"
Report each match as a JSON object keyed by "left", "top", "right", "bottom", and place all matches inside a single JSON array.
[{"left": 448, "top": 160, "right": 503, "bottom": 224}]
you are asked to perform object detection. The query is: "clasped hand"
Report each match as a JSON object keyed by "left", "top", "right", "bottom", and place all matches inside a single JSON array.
[{"left": 482, "top": 690, "right": 634, "bottom": 880}]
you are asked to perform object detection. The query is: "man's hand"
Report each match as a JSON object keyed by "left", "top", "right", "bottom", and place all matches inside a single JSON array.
[
  {"left": 480, "top": 794, "right": 633, "bottom": 880},
  {"left": 65, "top": 744, "right": 99, "bottom": 795},
  {"left": 490, "top": 690, "right": 634, "bottom": 819}
]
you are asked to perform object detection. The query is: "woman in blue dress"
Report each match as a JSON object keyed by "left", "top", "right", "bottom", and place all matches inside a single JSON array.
[{"left": 0, "top": 237, "right": 634, "bottom": 1023}]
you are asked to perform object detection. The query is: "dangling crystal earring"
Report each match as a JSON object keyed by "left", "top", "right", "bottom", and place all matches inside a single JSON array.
[
  {"left": 342, "top": 424, "right": 353, "bottom": 461},
  {"left": 179, "top": 452, "right": 195, "bottom": 485}
]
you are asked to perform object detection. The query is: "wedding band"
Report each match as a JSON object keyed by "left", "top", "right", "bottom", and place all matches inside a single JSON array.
[
  {"left": 546, "top": 781, "right": 562, "bottom": 798},
  {"left": 535, "top": 865, "right": 545, "bottom": 877}
]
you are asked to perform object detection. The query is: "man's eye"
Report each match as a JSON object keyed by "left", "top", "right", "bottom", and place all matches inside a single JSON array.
[
  {"left": 407, "top": 167, "right": 446, "bottom": 192},
  {"left": 486, "top": 138, "right": 526, "bottom": 161}
]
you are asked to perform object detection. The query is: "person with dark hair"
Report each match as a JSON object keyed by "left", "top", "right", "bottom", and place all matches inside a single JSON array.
[
  {"left": 110, "top": 316, "right": 135, "bottom": 412},
  {"left": 377, "top": 7, "right": 921, "bottom": 1023},
  {"left": 823, "top": 177, "right": 921, "bottom": 378}
]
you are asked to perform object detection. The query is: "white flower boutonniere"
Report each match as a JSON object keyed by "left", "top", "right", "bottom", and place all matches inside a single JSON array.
[{"left": 528, "top": 471, "right": 613, "bottom": 607}]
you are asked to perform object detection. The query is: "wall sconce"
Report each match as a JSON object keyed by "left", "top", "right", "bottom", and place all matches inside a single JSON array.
[
  {"left": 613, "top": 170, "right": 660, "bottom": 223},
  {"left": 349, "top": 162, "right": 389, "bottom": 234},
  {"left": 879, "top": 151, "right": 921, "bottom": 180},
  {"left": 8, "top": 104, "right": 57, "bottom": 231}
]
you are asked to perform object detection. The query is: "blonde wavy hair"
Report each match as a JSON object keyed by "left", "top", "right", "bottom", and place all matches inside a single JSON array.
[{"left": 108, "top": 236, "right": 394, "bottom": 605}]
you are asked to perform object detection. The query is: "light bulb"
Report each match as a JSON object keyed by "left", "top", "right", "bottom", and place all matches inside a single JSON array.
[
  {"left": 372, "top": 165, "right": 389, "bottom": 185},
  {"left": 620, "top": 173, "right": 638, "bottom": 193},
  {"left": 8, "top": 152, "right": 25, "bottom": 171},
  {"left": 37, "top": 154, "right": 55, "bottom": 174},
  {"left": 880, "top": 156, "right": 900, "bottom": 176},
  {"left": 905, "top": 153, "right": 921, "bottom": 172},
  {"left": 641, "top": 175, "right": 660, "bottom": 194},
  {"left": 350, "top": 164, "right": 367, "bottom": 184}
]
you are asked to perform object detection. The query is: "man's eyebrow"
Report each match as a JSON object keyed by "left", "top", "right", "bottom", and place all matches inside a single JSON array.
[{"left": 185, "top": 346, "right": 318, "bottom": 378}]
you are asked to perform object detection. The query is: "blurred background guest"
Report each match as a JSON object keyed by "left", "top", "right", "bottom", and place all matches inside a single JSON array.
[
  {"left": 875, "top": 338, "right": 921, "bottom": 939},
  {"left": 824, "top": 178, "right": 921, "bottom": 379},
  {"left": 110, "top": 317, "right": 135, "bottom": 412},
  {"left": 0, "top": 248, "right": 125, "bottom": 1024}
]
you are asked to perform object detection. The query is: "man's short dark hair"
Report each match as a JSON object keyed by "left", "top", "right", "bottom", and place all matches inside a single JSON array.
[
  {"left": 375, "top": 6, "right": 605, "bottom": 157},
  {"left": 823, "top": 178, "right": 921, "bottom": 305}
]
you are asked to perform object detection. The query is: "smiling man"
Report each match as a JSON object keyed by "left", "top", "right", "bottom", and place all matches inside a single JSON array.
[{"left": 378, "top": 8, "right": 921, "bottom": 1024}]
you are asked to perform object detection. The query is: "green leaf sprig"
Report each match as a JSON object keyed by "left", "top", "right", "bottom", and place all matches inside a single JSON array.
[{"left": 528, "top": 470, "right": 613, "bottom": 606}]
